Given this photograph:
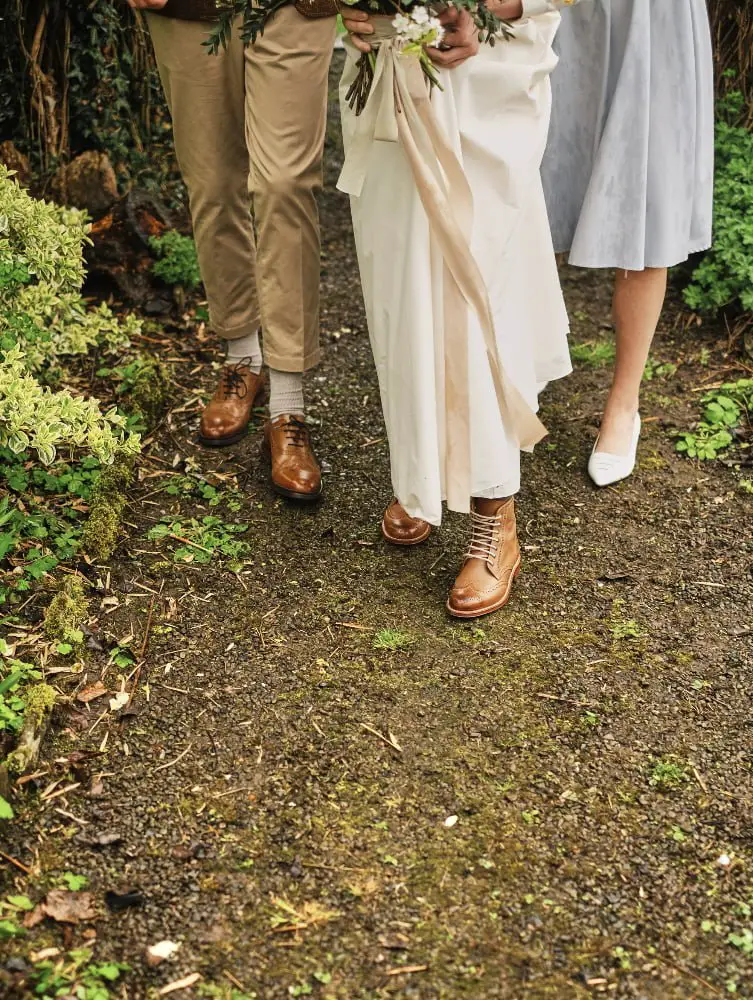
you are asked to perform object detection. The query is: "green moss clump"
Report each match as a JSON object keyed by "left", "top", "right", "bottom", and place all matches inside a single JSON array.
[
  {"left": 22, "top": 683, "right": 57, "bottom": 726},
  {"left": 5, "top": 683, "right": 57, "bottom": 773},
  {"left": 44, "top": 576, "right": 89, "bottom": 644},
  {"left": 79, "top": 457, "right": 134, "bottom": 562},
  {"left": 128, "top": 357, "right": 171, "bottom": 429}
]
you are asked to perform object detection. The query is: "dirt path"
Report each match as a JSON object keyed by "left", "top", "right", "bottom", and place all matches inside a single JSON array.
[{"left": 2, "top": 70, "right": 752, "bottom": 1000}]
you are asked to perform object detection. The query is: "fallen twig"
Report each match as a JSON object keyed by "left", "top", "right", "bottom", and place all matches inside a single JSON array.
[
  {"left": 691, "top": 764, "right": 709, "bottom": 795},
  {"left": 158, "top": 973, "right": 201, "bottom": 995},
  {"left": 223, "top": 970, "right": 246, "bottom": 991},
  {"left": 386, "top": 965, "right": 428, "bottom": 976},
  {"left": 655, "top": 955, "right": 722, "bottom": 996},
  {"left": 0, "top": 849, "right": 31, "bottom": 874},
  {"left": 360, "top": 722, "right": 403, "bottom": 753},
  {"left": 169, "top": 533, "right": 213, "bottom": 555},
  {"left": 153, "top": 744, "right": 193, "bottom": 774},
  {"left": 536, "top": 693, "right": 596, "bottom": 709}
]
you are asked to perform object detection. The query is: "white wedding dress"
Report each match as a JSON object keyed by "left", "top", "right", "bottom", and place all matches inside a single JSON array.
[{"left": 340, "top": 12, "right": 571, "bottom": 526}]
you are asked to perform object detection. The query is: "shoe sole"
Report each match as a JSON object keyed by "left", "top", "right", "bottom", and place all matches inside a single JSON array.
[
  {"left": 271, "top": 481, "right": 323, "bottom": 503},
  {"left": 381, "top": 521, "right": 432, "bottom": 546},
  {"left": 446, "top": 560, "right": 522, "bottom": 620},
  {"left": 197, "top": 427, "right": 249, "bottom": 448}
]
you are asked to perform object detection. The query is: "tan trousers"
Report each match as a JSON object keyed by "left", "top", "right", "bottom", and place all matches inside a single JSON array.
[{"left": 146, "top": 10, "right": 335, "bottom": 372}]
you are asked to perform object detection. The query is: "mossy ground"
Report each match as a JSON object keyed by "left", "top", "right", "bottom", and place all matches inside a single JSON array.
[
  {"left": 43, "top": 575, "right": 89, "bottom": 644},
  {"left": 1, "top": 62, "right": 752, "bottom": 1000},
  {"left": 79, "top": 456, "right": 135, "bottom": 562}
]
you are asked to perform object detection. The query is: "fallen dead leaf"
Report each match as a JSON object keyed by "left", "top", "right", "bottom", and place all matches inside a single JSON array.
[
  {"left": 26, "top": 890, "right": 97, "bottom": 926},
  {"left": 77, "top": 681, "right": 108, "bottom": 703}
]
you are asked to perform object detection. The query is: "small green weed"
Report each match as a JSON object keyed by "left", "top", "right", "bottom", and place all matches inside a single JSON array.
[
  {"left": 60, "top": 872, "right": 88, "bottom": 891},
  {"left": 149, "top": 231, "right": 201, "bottom": 290},
  {"left": 147, "top": 515, "right": 251, "bottom": 567},
  {"left": 199, "top": 986, "right": 258, "bottom": 1000},
  {"left": 570, "top": 338, "right": 616, "bottom": 369},
  {"left": 163, "top": 473, "right": 243, "bottom": 512},
  {"left": 0, "top": 449, "right": 101, "bottom": 605},
  {"left": 643, "top": 359, "right": 678, "bottom": 382},
  {"left": 610, "top": 619, "right": 644, "bottom": 640},
  {"left": 676, "top": 379, "right": 753, "bottom": 461},
  {"left": 649, "top": 757, "right": 688, "bottom": 791},
  {"left": 372, "top": 628, "right": 415, "bottom": 652},
  {"left": 108, "top": 644, "right": 135, "bottom": 670},
  {"left": 728, "top": 929, "right": 753, "bottom": 957},
  {"left": 0, "top": 655, "right": 42, "bottom": 735},
  {"left": 608, "top": 601, "right": 645, "bottom": 640},
  {"left": 28, "top": 947, "right": 128, "bottom": 1000}
]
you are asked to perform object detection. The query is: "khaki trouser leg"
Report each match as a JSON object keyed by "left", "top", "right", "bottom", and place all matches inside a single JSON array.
[
  {"left": 244, "top": 8, "right": 335, "bottom": 372},
  {"left": 146, "top": 11, "right": 334, "bottom": 372},
  {"left": 146, "top": 14, "right": 260, "bottom": 342}
]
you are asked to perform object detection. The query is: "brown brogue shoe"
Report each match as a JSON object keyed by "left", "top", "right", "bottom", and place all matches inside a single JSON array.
[
  {"left": 263, "top": 414, "right": 322, "bottom": 502},
  {"left": 447, "top": 497, "right": 521, "bottom": 619},
  {"left": 382, "top": 500, "right": 431, "bottom": 546},
  {"left": 198, "top": 363, "right": 266, "bottom": 447}
]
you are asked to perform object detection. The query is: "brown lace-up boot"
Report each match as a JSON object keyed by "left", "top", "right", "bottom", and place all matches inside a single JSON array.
[
  {"left": 447, "top": 497, "right": 521, "bottom": 619},
  {"left": 381, "top": 500, "right": 431, "bottom": 546},
  {"left": 263, "top": 414, "right": 322, "bottom": 501},
  {"left": 198, "top": 362, "right": 266, "bottom": 447}
]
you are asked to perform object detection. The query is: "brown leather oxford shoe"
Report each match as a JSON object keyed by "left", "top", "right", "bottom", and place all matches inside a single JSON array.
[
  {"left": 263, "top": 414, "right": 322, "bottom": 502},
  {"left": 381, "top": 500, "right": 431, "bottom": 546},
  {"left": 447, "top": 497, "right": 521, "bottom": 619},
  {"left": 198, "top": 363, "right": 266, "bottom": 448}
]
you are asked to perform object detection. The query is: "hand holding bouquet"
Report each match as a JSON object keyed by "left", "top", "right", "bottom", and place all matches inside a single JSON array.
[
  {"left": 206, "top": 0, "right": 513, "bottom": 58},
  {"left": 342, "top": 0, "right": 513, "bottom": 114}
]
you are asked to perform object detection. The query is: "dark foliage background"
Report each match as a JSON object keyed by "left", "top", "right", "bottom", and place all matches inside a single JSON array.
[{"left": 0, "top": 0, "right": 167, "bottom": 182}]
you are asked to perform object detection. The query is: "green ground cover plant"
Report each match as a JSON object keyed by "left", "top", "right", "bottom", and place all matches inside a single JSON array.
[
  {"left": 148, "top": 515, "right": 252, "bottom": 568},
  {"left": 676, "top": 378, "right": 753, "bottom": 460},
  {"left": 149, "top": 231, "right": 202, "bottom": 291},
  {"left": 684, "top": 86, "right": 753, "bottom": 315}
]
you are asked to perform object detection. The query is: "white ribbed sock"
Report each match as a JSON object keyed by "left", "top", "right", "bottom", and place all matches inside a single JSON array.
[
  {"left": 226, "top": 328, "right": 262, "bottom": 373},
  {"left": 269, "top": 369, "right": 304, "bottom": 420}
]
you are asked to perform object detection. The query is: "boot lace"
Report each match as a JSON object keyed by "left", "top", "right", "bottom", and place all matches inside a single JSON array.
[
  {"left": 280, "top": 416, "right": 309, "bottom": 447},
  {"left": 465, "top": 510, "right": 500, "bottom": 563},
  {"left": 221, "top": 360, "right": 251, "bottom": 399}
]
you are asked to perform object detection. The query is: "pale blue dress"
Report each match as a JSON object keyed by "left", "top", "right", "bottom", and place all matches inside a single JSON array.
[{"left": 525, "top": 0, "right": 715, "bottom": 270}]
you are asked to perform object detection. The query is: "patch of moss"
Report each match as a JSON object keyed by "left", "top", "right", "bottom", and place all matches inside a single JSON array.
[
  {"left": 24, "top": 683, "right": 57, "bottom": 725},
  {"left": 44, "top": 576, "right": 89, "bottom": 644},
  {"left": 127, "top": 357, "right": 171, "bottom": 429},
  {"left": 79, "top": 457, "right": 134, "bottom": 562},
  {"left": 5, "top": 683, "right": 57, "bottom": 773}
]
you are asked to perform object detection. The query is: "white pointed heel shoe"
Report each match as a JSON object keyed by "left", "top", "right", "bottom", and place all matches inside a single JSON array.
[{"left": 588, "top": 413, "right": 641, "bottom": 488}]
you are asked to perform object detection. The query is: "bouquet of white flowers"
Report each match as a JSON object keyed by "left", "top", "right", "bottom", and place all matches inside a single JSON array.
[{"left": 343, "top": 0, "right": 513, "bottom": 114}]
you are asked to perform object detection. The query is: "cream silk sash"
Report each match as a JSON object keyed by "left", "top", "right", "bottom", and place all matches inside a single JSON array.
[{"left": 338, "top": 25, "right": 547, "bottom": 512}]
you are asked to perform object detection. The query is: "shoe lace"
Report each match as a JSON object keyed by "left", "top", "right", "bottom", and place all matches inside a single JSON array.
[
  {"left": 465, "top": 510, "right": 500, "bottom": 563},
  {"left": 221, "top": 360, "right": 251, "bottom": 399},
  {"left": 280, "top": 416, "right": 309, "bottom": 447}
]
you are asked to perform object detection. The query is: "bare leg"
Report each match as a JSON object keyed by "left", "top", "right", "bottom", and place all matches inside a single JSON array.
[{"left": 597, "top": 266, "right": 668, "bottom": 455}]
